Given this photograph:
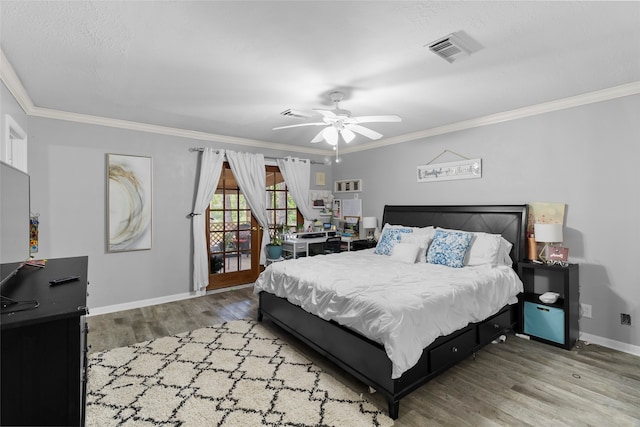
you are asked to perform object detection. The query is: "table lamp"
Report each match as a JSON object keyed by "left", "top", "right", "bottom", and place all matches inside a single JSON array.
[
  {"left": 534, "top": 223, "right": 563, "bottom": 263},
  {"left": 362, "top": 217, "right": 378, "bottom": 241}
]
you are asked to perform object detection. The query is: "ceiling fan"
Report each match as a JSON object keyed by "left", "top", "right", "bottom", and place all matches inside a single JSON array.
[{"left": 272, "top": 91, "right": 402, "bottom": 146}]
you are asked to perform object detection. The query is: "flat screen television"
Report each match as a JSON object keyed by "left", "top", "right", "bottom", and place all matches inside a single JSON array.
[{"left": 0, "top": 161, "right": 31, "bottom": 287}]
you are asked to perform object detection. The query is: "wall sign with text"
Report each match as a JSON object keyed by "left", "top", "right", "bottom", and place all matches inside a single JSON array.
[{"left": 417, "top": 158, "right": 482, "bottom": 183}]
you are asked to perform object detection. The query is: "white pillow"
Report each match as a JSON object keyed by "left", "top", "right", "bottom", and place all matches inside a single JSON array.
[
  {"left": 436, "top": 227, "right": 512, "bottom": 267},
  {"left": 465, "top": 232, "right": 503, "bottom": 266},
  {"left": 390, "top": 243, "right": 421, "bottom": 264},
  {"left": 497, "top": 237, "right": 514, "bottom": 266},
  {"left": 400, "top": 232, "right": 433, "bottom": 263},
  {"left": 374, "top": 224, "right": 435, "bottom": 256}
]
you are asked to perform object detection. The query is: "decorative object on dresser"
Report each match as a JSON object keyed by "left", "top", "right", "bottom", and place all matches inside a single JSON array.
[
  {"left": 1, "top": 256, "right": 89, "bottom": 427},
  {"left": 86, "top": 320, "right": 393, "bottom": 427},
  {"left": 256, "top": 204, "right": 528, "bottom": 419},
  {"left": 518, "top": 261, "right": 579, "bottom": 350}
]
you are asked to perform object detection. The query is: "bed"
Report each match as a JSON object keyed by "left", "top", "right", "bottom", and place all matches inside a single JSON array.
[{"left": 255, "top": 205, "right": 528, "bottom": 419}]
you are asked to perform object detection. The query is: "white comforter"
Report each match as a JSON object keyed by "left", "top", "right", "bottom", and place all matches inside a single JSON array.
[{"left": 254, "top": 249, "right": 523, "bottom": 379}]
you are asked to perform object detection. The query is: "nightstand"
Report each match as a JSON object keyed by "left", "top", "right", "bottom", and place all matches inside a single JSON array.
[{"left": 518, "top": 261, "right": 579, "bottom": 350}]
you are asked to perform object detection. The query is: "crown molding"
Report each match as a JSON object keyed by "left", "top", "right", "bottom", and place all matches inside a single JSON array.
[
  {"left": 340, "top": 81, "right": 640, "bottom": 155},
  {"left": 2, "top": 48, "right": 638, "bottom": 156},
  {"left": 28, "top": 105, "right": 328, "bottom": 155},
  {"left": 0, "top": 50, "right": 35, "bottom": 115}
]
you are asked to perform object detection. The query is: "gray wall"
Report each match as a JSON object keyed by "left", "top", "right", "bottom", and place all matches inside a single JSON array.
[
  {"left": 20, "top": 113, "right": 330, "bottom": 310},
  {"left": 334, "top": 94, "right": 640, "bottom": 348}
]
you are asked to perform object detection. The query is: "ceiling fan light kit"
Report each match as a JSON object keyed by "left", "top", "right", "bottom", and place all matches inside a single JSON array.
[{"left": 273, "top": 91, "right": 401, "bottom": 147}]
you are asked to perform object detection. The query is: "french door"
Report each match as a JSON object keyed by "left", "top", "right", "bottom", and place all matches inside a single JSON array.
[
  {"left": 206, "top": 163, "right": 261, "bottom": 290},
  {"left": 205, "top": 163, "right": 302, "bottom": 290}
]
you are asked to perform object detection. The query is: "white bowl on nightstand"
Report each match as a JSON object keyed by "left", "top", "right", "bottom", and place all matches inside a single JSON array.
[{"left": 539, "top": 292, "right": 560, "bottom": 304}]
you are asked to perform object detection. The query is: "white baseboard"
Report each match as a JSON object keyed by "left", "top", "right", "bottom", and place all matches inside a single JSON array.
[
  {"left": 87, "top": 283, "right": 254, "bottom": 317},
  {"left": 580, "top": 332, "right": 640, "bottom": 357}
]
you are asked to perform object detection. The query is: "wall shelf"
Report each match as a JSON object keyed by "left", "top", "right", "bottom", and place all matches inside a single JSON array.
[{"left": 334, "top": 179, "right": 362, "bottom": 193}]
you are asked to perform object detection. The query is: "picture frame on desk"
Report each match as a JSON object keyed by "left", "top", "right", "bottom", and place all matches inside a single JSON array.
[{"left": 344, "top": 216, "right": 359, "bottom": 233}]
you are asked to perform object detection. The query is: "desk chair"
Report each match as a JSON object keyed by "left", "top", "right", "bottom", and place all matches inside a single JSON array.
[{"left": 324, "top": 236, "right": 342, "bottom": 254}]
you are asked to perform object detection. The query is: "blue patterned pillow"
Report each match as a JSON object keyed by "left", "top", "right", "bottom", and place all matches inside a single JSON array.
[
  {"left": 426, "top": 229, "right": 473, "bottom": 268},
  {"left": 374, "top": 224, "right": 414, "bottom": 255}
]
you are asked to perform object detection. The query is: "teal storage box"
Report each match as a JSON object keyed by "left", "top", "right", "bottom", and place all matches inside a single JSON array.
[{"left": 524, "top": 302, "right": 565, "bottom": 344}]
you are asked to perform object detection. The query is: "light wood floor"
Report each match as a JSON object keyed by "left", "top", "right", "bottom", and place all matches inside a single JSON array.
[{"left": 87, "top": 286, "right": 640, "bottom": 426}]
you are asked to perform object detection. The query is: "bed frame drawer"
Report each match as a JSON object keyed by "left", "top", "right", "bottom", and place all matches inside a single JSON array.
[
  {"left": 478, "top": 308, "right": 513, "bottom": 345},
  {"left": 429, "top": 328, "right": 475, "bottom": 373}
]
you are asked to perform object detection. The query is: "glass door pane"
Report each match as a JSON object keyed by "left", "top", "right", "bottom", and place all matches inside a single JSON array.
[{"left": 207, "top": 164, "right": 260, "bottom": 290}]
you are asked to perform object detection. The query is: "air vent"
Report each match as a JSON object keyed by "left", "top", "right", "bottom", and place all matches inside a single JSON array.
[
  {"left": 280, "top": 109, "right": 312, "bottom": 118},
  {"left": 427, "top": 33, "right": 472, "bottom": 63}
]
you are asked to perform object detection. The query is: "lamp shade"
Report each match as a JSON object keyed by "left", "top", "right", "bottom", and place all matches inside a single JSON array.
[
  {"left": 534, "top": 223, "right": 563, "bottom": 243},
  {"left": 362, "top": 216, "right": 377, "bottom": 229}
]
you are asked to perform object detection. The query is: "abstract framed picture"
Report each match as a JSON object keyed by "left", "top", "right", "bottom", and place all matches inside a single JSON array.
[{"left": 107, "top": 154, "right": 152, "bottom": 252}]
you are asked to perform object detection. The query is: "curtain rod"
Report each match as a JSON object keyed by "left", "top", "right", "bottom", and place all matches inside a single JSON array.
[{"left": 188, "top": 147, "right": 324, "bottom": 165}]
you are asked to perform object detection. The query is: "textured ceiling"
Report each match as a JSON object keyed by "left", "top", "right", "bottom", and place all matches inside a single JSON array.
[{"left": 1, "top": 1, "right": 639, "bottom": 154}]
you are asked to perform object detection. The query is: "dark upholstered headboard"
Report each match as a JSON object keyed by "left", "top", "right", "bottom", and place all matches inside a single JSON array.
[{"left": 381, "top": 205, "right": 528, "bottom": 265}]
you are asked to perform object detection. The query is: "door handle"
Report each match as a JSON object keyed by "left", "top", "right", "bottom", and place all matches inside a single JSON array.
[{"left": 251, "top": 227, "right": 258, "bottom": 231}]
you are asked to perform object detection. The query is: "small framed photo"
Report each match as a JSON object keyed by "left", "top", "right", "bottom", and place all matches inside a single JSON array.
[
  {"left": 332, "top": 200, "right": 341, "bottom": 218},
  {"left": 344, "top": 216, "right": 360, "bottom": 232},
  {"left": 548, "top": 245, "right": 569, "bottom": 262}
]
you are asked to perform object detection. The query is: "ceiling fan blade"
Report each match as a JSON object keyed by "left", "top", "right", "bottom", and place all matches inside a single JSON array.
[
  {"left": 340, "top": 128, "right": 356, "bottom": 143},
  {"left": 348, "top": 115, "right": 402, "bottom": 124},
  {"left": 310, "top": 127, "right": 327, "bottom": 143},
  {"left": 273, "top": 122, "right": 326, "bottom": 130},
  {"left": 322, "top": 126, "right": 339, "bottom": 145},
  {"left": 346, "top": 124, "right": 383, "bottom": 140},
  {"left": 313, "top": 109, "right": 338, "bottom": 119}
]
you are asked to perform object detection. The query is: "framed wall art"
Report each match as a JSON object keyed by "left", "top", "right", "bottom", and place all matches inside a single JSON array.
[{"left": 107, "top": 154, "right": 152, "bottom": 252}]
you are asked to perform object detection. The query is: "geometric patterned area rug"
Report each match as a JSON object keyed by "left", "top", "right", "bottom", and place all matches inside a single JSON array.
[{"left": 86, "top": 319, "right": 394, "bottom": 426}]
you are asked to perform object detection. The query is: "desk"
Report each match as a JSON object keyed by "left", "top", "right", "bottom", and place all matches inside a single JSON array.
[
  {"left": 282, "top": 237, "right": 374, "bottom": 258},
  {"left": 282, "top": 237, "right": 327, "bottom": 259}
]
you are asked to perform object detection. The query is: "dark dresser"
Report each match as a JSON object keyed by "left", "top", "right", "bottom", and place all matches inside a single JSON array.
[{"left": 1, "top": 256, "right": 88, "bottom": 426}]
